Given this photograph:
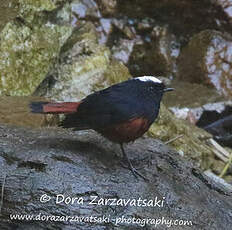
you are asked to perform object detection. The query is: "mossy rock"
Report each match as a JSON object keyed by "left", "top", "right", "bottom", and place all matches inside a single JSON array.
[
  {"left": 0, "top": 1, "right": 72, "bottom": 96},
  {"left": 34, "top": 22, "right": 131, "bottom": 102},
  {"left": 19, "top": 0, "right": 66, "bottom": 21}
]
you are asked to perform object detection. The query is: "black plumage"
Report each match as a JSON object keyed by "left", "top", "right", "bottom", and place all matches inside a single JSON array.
[
  {"left": 61, "top": 78, "right": 165, "bottom": 132},
  {"left": 30, "top": 76, "right": 173, "bottom": 180}
]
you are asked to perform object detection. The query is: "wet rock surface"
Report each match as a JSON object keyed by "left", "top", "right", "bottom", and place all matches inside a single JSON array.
[{"left": 0, "top": 124, "right": 232, "bottom": 230}]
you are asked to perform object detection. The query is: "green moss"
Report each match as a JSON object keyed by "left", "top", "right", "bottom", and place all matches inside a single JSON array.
[
  {"left": 19, "top": 0, "right": 58, "bottom": 12},
  {"left": 103, "top": 60, "right": 131, "bottom": 85},
  {"left": 19, "top": 0, "right": 66, "bottom": 15},
  {"left": 0, "top": 22, "right": 71, "bottom": 96},
  {"left": 18, "top": 0, "right": 67, "bottom": 23},
  {"left": 0, "top": 1, "right": 72, "bottom": 96}
]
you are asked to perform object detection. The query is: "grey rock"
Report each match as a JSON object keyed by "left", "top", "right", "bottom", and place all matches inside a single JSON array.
[
  {"left": 0, "top": 124, "right": 231, "bottom": 229},
  {"left": 128, "top": 25, "right": 179, "bottom": 78},
  {"left": 95, "top": 0, "right": 117, "bottom": 16},
  {"left": 178, "top": 30, "right": 232, "bottom": 98},
  {"left": 72, "top": 0, "right": 101, "bottom": 19}
]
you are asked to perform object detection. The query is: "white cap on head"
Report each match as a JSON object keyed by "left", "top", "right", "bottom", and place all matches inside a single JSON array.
[{"left": 135, "top": 76, "right": 162, "bottom": 84}]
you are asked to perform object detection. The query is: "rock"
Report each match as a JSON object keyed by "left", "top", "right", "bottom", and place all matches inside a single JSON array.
[
  {"left": 101, "top": 59, "right": 131, "bottom": 85},
  {"left": 204, "top": 170, "right": 232, "bottom": 190},
  {"left": 137, "top": 18, "right": 154, "bottom": 31},
  {"left": 97, "top": 18, "right": 113, "bottom": 44},
  {"left": 103, "top": 21, "right": 179, "bottom": 78},
  {"left": 71, "top": 0, "right": 101, "bottom": 20},
  {"left": 215, "top": 0, "right": 232, "bottom": 22},
  {"left": 95, "top": 0, "right": 117, "bottom": 16},
  {"left": 99, "top": 18, "right": 113, "bottom": 34},
  {"left": 112, "top": 38, "right": 136, "bottom": 64},
  {"left": 148, "top": 103, "right": 232, "bottom": 179},
  {"left": 162, "top": 80, "right": 224, "bottom": 110},
  {"left": 128, "top": 26, "right": 179, "bottom": 78},
  {"left": 196, "top": 102, "right": 232, "bottom": 148},
  {"left": 169, "top": 100, "right": 232, "bottom": 123},
  {"left": 215, "top": 134, "right": 232, "bottom": 147},
  {"left": 0, "top": 0, "right": 18, "bottom": 32},
  {"left": 115, "top": 0, "right": 231, "bottom": 41},
  {"left": 0, "top": 0, "right": 72, "bottom": 96},
  {"left": 19, "top": 0, "right": 66, "bottom": 13},
  {"left": 18, "top": 0, "right": 70, "bottom": 26},
  {"left": 178, "top": 30, "right": 232, "bottom": 98},
  {"left": 169, "top": 99, "right": 232, "bottom": 148},
  {"left": 110, "top": 18, "right": 137, "bottom": 40},
  {"left": 34, "top": 22, "right": 131, "bottom": 102},
  {"left": 0, "top": 124, "right": 232, "bottom": 229}
]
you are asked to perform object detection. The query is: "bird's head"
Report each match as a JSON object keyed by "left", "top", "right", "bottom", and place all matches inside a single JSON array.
[{"left": 135, "top": 76, "right": 174, "bottom": 93}]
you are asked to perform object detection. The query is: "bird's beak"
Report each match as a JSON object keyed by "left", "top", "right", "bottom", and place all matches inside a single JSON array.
[{"left": 163, "top": 88, "right": 174, "bottom": 92}]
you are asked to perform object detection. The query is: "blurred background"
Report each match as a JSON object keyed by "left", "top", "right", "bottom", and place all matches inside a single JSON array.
[{"left": 0, "top": 0, "right": 232, "bottom": 183}]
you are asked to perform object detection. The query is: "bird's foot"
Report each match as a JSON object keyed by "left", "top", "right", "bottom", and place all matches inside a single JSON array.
[
  {"left": 120, "top": 161, "right": 149, "bottom": 182},
  {"left": 119, "top": 144, "right": 149, "bottom": 182}
]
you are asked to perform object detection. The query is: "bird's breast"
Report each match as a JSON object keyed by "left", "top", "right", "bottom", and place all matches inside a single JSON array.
[{"left": 97, "top": 117, "right": 151, "bottom": 143}]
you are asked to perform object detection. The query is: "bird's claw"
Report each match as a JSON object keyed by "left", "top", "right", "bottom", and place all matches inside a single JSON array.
[{"left": 120, "top": 161, "right": 149, "bottom": 182}]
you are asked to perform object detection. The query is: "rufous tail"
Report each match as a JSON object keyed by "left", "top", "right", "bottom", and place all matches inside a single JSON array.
[{"left": 30, "top": 101, "right": 81, "bottom": 114}]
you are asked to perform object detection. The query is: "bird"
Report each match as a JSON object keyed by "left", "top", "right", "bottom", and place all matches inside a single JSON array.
[{"left": 30, "top": 76, "right": 173, "bottom": 180}]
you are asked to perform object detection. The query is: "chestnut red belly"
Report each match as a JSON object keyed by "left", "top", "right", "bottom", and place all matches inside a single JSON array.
[{"left": 97, "top": 117, "right": 150, "bottom": 143}]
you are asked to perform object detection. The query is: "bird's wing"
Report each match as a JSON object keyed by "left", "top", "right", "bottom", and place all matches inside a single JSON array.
[{"left": 61, "top": 81, "right": 144, "bottom": 130}]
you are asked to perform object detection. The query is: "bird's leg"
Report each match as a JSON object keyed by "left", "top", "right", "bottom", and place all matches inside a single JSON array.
[{"left": 120, "top": 144, "right": 148, "bottom": 181}]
